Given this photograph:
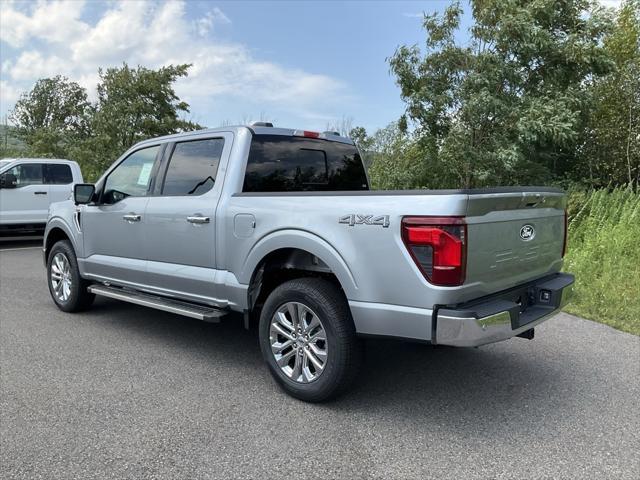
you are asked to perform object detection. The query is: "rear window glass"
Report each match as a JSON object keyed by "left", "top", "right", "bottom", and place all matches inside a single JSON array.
[
  {"left": 44, "top": 164, "right": 73, "bottom": 184},
  {"left": 243, "top": 135, "right": 368, "bottom": 192}
]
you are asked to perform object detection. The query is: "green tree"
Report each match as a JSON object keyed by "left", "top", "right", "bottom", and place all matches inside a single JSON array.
[
  {"left": 0, "top": 124, "right": 28, "bottom": 158},
  {"left": 8, "top": 65, "right": 202, "bottom": 179},
  {"left": 9, "top": 75, "right": 91, "bottom": 157},
  {"left": 348, "top": 126, "right": 374, "bottom": 167},
  {"left": 580, "top": 0, "right": 640, "bottom": 186},
  {"left": 366, "top": 122, "right": 424, "bottom": 189},
  {"left": 389, "top": 0, "right": 614, "bottom": 188},
  {"left": 81, "top": 63, "right": 201, "bottom": 175}
]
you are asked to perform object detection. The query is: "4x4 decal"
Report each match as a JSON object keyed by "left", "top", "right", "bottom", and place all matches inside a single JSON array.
[{"left": 339, "top": 214, "right": 390, "bottom": 228}]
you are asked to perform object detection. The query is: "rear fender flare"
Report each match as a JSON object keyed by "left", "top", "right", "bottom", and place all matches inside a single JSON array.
[{"left": 239, "top": 229, "right": 358, "bottom": 299}]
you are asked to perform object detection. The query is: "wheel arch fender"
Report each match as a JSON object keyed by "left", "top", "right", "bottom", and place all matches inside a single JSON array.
[
  {"left": 239, "top": 229, "right": 359, "bottom": 299},
  {"left": 44, "top": 217, "right": 80, "bottom": 262}
]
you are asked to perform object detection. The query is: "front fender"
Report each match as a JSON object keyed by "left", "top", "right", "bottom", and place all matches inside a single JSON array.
[
  {"left": 44, "top": 201, "right": 82, "bottom": 259},
  {"left": 239, "top": 229, "right": 359, "bottom": 299}
]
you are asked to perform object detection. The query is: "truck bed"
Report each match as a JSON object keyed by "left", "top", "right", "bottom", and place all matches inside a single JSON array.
[{"left": 225, "top": 187, "right": 567, "bottom": 308}]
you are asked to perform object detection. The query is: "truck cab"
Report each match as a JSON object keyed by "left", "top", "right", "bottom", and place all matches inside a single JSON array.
[{"left": 0, "top": 158, "right": 83, "bottom": 238}]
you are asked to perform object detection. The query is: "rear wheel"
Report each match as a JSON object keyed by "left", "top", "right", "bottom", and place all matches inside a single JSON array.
[
  {"left": 47, "top": 240, "right": 94, "bottom": 312},
  {"left": 259, "top": 277, "right": 362, "bottom": 402}
]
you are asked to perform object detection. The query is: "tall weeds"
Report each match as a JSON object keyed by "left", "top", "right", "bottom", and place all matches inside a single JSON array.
[{"left": 564, "top": 187, "right": 640, "bottom": 335}]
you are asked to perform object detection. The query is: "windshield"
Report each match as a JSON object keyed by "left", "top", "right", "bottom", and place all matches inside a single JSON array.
[{"left": 0, "top": 160, "right": 13, "bottom": 171}]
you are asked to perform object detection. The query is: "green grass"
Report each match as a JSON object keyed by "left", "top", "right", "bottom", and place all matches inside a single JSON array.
[{"left": 563, "top": 187, "right": 640, "bottom": 335}]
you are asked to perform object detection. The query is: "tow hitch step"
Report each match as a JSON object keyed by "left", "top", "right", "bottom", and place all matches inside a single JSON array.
[{"left": 88, "top": 285, "right": 226, "bottom": 322}]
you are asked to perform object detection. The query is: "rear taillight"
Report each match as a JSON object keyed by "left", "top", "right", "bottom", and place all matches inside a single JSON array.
[
  {"left": 401, "top": 216, "right": 467, "bottom": 286},
  {"left": 562, "top": 209, "right": 568, "bottom": 257}
]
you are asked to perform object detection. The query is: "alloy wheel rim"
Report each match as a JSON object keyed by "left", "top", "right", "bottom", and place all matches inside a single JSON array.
[
  {"left": 269, "top": 301, "right": 328, "bottom": 383},
  {"left": 50, "top": 253, "right": 72, "bottom": 302}
]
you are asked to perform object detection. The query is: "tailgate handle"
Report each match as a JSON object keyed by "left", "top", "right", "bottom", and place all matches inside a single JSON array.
[{"left": 522, "top": 193, "right": 544, "bottom": 208}]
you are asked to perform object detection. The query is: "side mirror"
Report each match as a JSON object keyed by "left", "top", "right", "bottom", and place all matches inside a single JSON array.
[
  {"left": 74, "top": 184, "right": 95, "bottom": 204},
  {"left": 0, "top": 173, "right": 17, "bottom": 189}
]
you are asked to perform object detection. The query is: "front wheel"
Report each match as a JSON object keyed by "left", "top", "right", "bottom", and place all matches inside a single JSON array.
[
  {"left": 47, "top": 240, "right": 94, "bottom": 312},
  {"left": 258, "top": 277, "right": 362, "bottom": 402}
]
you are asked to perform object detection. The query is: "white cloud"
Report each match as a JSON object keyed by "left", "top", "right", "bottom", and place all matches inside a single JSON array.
[
  {"left": 402, "top": 12, "right": 424, "bottom": 19},
  {"left": 0, "top": 0, "right": 350, "bottom": 125},
  {"left": 0, "top": 80, "right": 21, "bottom": 114},
  {"left": 195, "top": 7, "right": 231, "bottom": 37},
  {"left": 10, "top": 51, "right": 69, "bottom": 81},
  {"left": 0, "top": 0, "right": 89, "bottom": 48}
]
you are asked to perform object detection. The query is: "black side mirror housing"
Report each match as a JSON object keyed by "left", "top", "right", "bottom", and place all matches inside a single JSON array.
[
  {"left": 0, "top": 172, "right": 17, "bottom": 189},
  {"left": 74, "top": 184, "right": 95, "bottom": 205}
]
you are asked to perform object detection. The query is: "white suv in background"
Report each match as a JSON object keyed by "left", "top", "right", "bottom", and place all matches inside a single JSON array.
[{"left": 0, "top": 158, "right": 83, "bottom": 238}]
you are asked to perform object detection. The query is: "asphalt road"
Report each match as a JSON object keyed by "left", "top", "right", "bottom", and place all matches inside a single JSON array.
[{"left": 1, "top": 242, "right": 639, "bottom": 480}]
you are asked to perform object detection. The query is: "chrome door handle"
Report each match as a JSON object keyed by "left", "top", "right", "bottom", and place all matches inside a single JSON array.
[
  {"left": 187, "top": 215, "right": 210, "bottom": 224},
  {"left": 123, "top": 214, "right": 141, "bottom": 222}
]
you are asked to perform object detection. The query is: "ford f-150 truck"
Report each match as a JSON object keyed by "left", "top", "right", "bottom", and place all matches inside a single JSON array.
[
  {"left": 43, "top": 124, "right": 574, "bottom": 401},
  {"left": 1, "top": 158, "right": 83, "bottom": 238}
]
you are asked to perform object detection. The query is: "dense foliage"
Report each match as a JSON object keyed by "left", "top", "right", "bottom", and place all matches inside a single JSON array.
[
  {"left": 563, "top": 188, "right": 640, "bottom": 335},
  {"left": 355, "top": 0, "right": 639, "bottom": 191},
  {"left": 579, "top": 3, "right": 640, "bottom": 186},
  {"left": 9, "top": 75, "right": 92, "bottom": 160}
]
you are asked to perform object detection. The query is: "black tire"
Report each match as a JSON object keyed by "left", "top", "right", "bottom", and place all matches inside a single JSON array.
[
  {"left": 259, "top": 277, "right": 362, "bottom": 402},
  {"left": 47, "top": 240, "right": 95, "bottom": 312}
]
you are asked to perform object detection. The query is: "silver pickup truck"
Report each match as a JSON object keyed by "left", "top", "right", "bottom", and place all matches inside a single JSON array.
[{"left": 43, "top": 124, "right": 574, "bottom": 401}]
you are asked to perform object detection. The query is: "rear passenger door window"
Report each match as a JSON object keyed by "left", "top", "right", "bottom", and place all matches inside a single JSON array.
[
  {"left": 162, "top": 138, "right": 224, "bottom": 196},
  {"left": 44, "top": 164, "right": 73, "bottom": 184}
]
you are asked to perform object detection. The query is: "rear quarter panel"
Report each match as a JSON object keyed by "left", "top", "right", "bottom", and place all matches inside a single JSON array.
[{"left": 219, "top": 193, "right": 471, "bottom": 309}]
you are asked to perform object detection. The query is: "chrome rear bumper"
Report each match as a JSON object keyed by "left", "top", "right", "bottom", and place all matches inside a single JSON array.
[{"left": 435, "top": 273, "right": 574, "bottom": 347}]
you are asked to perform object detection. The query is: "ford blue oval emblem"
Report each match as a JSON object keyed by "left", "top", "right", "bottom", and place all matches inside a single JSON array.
[{"left": 520, "top": 224, "right": 535, "bottom": 241}]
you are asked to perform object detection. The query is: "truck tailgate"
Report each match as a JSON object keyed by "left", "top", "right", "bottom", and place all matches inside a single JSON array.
[{"left": 464, "top": 191, "right": 566, "bottom": 297}]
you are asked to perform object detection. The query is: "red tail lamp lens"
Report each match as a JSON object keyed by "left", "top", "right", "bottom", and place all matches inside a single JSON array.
[{"left": 402, "top": 217, "right": 466, "bottom": 286}]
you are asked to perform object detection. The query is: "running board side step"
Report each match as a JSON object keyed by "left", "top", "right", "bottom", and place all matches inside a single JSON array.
[{"left": 88, "top": 285, "right": 226, "bottom": 322}]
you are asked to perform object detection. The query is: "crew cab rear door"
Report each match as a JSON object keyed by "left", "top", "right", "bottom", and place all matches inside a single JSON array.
[
  {"left": 44, "top": 163, "right": 75, "bottom": 204},
  {"left": 142, "top": 132, "right": 233, "bottom": 303}
]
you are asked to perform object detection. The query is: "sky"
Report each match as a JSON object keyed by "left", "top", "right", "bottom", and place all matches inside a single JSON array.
[{"left": 0, "top": 0, "right": 623, "bottom": 133}]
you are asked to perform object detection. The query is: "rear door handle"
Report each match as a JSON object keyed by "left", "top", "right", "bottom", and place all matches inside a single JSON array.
[
  {"left": 187, "top": 215, "right": 210, "bottom": 224},
  {"left": 123, "top": 214, "right": 141, "bottom": 222},
  {"left": 34, "top": 191, "right": 47, "bottom": 195}
]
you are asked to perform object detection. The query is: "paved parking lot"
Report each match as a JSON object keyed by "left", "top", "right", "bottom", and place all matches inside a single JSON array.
[{"left": 1, "top": 242, "right": 639, "bottom": 479}]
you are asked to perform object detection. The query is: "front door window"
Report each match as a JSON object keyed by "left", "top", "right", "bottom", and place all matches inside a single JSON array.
[
  {"left": 5, "top": 163, "right": 44, "bottom": 186},
  {"left": 102, "top": 146, "right": 160, "bottom": 204}
]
